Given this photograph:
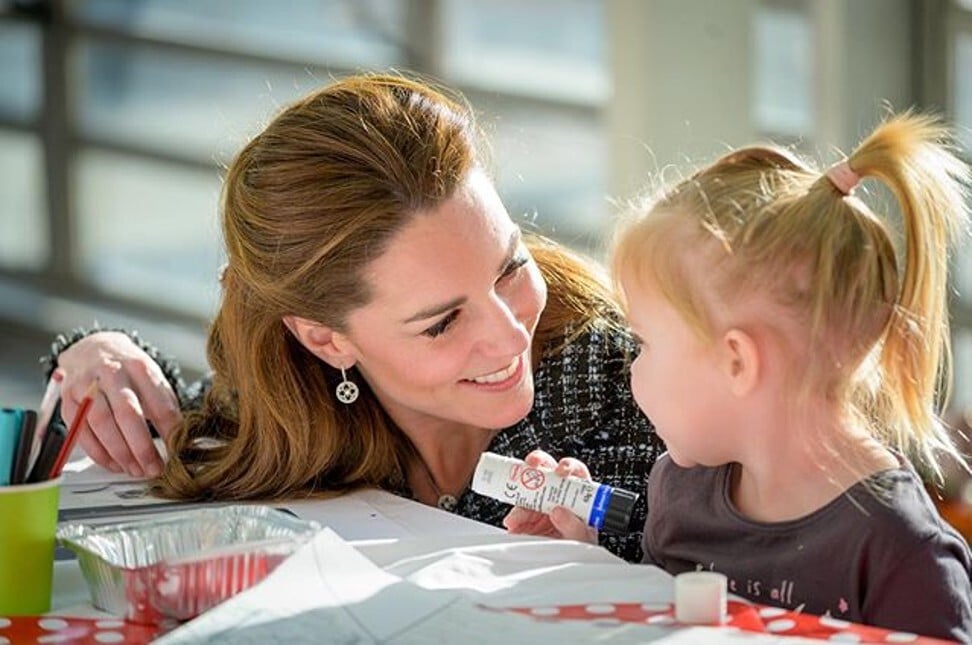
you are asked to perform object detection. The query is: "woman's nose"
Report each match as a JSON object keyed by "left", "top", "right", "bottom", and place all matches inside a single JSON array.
[{"left": 478, "top": 294, "right": 531, "bottom": 357}]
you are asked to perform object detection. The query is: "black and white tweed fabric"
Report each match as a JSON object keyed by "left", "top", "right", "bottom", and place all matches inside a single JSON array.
[{"left": 394, "top": 325, "right": 663, "bottom": 563}]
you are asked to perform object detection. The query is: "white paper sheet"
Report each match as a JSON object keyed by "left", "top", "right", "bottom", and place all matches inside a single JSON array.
[
  {"left": 58, "top": 441, "right": 189, "bottom": 522},
  {"left": 156, "top": 528, "right": 816, "bottom": 644},
  {"left": 156, "top": 528, "right": 462, "bottom": 644}
]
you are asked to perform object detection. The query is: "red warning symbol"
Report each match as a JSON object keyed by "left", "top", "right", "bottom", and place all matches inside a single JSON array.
[{"left": 520, "top": 468, "right": 545, "bottom": 490}]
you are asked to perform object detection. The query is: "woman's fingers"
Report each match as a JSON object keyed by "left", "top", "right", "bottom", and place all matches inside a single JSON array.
[
  {"left": 54, "top": 332, "right": 175, "bottom": 477},
  {"left": 100, "top": 385, "right": 164, "bottom": 477},
  {"left": 77, "top": 390, "right": 147, "bottom": 477},
  {"left": 75, "top": 422, "right": 122, "bottom": 473},
  {"left": 64, "top": 377, "right": 164, "bottom": 478},
  {"left": 127, "top": 357, "right": 182, "bottom": 439},
  {"left": 69, "top": 389, "right": 123, "bottom": 472}
]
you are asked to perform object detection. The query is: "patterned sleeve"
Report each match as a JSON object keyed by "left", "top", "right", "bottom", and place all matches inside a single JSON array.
[
  {"left": 523, "top": 323, "right": 665, "bottom": 563},
  {"left": 41, "top": 325, "right": 208, "bottom": 410},
  {"left": 640, "top": 453, "right": 669, "bottom": 567}
]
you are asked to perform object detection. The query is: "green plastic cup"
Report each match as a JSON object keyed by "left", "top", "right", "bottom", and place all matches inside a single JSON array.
[{"left": 0, "top": 478, "right": 60, "bottom": 615}]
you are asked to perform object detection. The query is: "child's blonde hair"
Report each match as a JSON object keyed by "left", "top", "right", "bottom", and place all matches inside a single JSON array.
[{"left": 613, "top": 113, "right": 970, "bottom": 483}]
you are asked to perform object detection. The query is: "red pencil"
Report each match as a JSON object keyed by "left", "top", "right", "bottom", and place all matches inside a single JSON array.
[{"left": 48, "top": 380, "right": 99, "bottom": 479}]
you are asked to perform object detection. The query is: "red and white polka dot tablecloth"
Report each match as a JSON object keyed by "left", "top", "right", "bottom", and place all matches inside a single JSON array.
[
  {"left": 0, "top": 616, "right": 161, "bottom": 644},
  {"left": 493, "top": 599, "right": 957, "bottom": 644},
  {"left": 2, "top": 600, "right": 957, "bottom": 644}
]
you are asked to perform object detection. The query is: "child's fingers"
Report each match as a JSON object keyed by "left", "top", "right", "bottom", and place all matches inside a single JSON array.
[
  {"left": 506, "top": 505, "right": 594, "bottom": 542},
  {"left": 523, "top": 449, "right": 557, "bottom": 469},
  {"left": 505, "top": 452, "right": 594, "bottom": 541},
  {"left": 554, "top": 457, "right": 591, "bottom": 479},
  {"left": 504, "top": 507, "right": 546, "bottom": 532},
  {"left": 550, "top": 506, "right": 598, "bottom": 544},
  {"left": 502, "top": 506, "right": 529, "bottom": 530},
  {"left": 523, "top": 451, "right": 591, "bottom": 480},
  {"left": 504, "top": 508, "right": 560, "bottom": 537}
]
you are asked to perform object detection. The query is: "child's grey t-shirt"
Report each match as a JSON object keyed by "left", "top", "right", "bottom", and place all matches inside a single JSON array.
[{"left": 642, "top": 454, "right": 972, "bottom": 642}]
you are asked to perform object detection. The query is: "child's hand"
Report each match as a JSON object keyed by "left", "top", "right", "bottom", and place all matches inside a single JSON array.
[{"left": 501, "top": 449, "right": 599, "bottom": 545}]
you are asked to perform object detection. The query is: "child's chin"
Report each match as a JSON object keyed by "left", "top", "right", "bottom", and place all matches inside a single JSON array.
[{"left": 667, "top": 451, "right": 699, "bottom": 469}]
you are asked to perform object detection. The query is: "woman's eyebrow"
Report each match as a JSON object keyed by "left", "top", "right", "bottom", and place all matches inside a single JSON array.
[
  {"left": 401, "top": 230, "right": 521, "bottom": 325},
  {"left": 403, "top": 296, "right": 467, "bottom": 324}
]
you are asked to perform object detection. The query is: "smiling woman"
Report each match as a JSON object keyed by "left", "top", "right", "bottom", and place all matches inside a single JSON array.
[{"left": 44, "top": 73, "right": 663, "bottom": 563}]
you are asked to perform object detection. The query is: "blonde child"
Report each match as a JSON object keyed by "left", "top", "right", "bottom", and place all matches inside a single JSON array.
[{"left": 506, "top": 113, "right": 972, "bottom": 641}]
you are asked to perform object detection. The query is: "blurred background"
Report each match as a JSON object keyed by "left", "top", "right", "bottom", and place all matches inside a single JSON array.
[{"left": 0, "top": 0, "right": 971, "bottom": 426}]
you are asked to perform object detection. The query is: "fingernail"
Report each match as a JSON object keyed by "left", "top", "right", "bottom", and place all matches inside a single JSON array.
[
  {"left": 146, "top": 463, "right": 162, "bottom": 478},
  {"left": 130, "top": 466, "right": 145, "bottom": 478}
]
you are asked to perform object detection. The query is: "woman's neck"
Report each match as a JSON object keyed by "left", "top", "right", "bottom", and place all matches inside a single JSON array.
[
  {"left": 388, "top": 413, "right": 498, "bottom": 506},
  {"left": 411, "top": 423, "right": 496, "bottom": 486}
]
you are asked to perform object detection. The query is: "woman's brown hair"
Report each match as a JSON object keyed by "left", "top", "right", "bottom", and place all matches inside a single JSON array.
[{"left": 158, "top": 73, "right": 621, "bottom": 500}]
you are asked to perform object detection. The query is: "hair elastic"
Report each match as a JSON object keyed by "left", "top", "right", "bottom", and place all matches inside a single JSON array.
[{"left": 825, "top": 160, "right": 861, "bottom": 196}]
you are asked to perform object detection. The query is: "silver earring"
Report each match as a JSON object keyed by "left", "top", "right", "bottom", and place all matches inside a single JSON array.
[{"left": 335, "top": 366, "right": 359, "bottom": 404}]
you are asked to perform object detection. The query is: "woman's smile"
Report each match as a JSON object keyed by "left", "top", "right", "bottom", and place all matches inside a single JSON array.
[{"left": 463, "top": 354, "right": 525, "bottom": 389}]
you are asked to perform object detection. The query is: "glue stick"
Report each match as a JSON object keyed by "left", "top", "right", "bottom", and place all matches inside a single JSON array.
[{"left": 471, "top": 452, "right": 639, "bottom": 533}]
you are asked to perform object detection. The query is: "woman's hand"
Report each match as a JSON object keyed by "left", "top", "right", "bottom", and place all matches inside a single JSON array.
[
  {"left": 52, "top": 331, "right": 181, "bottom": 477},
  {"left": 502, "top": 449, "right": 598, "bottom": 545}
]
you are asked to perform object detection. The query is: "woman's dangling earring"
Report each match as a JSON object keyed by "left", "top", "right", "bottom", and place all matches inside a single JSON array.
[{"left": 335, "top": 366, "right": 359, "bottom": 404}]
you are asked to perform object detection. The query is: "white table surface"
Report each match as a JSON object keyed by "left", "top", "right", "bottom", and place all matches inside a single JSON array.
[
  {"left": 47, "top": 467, "right": 919, "bottom": 644},
  {"left": 52, "top": 487, "right": 504, "bottom": 617}
]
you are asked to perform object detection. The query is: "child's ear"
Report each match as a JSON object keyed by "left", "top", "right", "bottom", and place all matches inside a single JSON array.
[
  {"left": 282, "top": 315, "right": 357, "bottom": 368},
  {"left": 720, "top": 328, "right": 759, "bottom": 396}
]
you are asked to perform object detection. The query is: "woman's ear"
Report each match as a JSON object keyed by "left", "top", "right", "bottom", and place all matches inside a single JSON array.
[
  {"left": 720, "top": 328, "right": 759, "bottom": 397},
  {"left": 282, "top": 315, "right": 356, "bottom": 368}
]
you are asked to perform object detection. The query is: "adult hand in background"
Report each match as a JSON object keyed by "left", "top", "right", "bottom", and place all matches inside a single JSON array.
[
  {"left": 52, "top": 331, "right": 181, "bottom": 477},
  {"left": 502, "top": 449, "right": 599, "bottom": 545}
]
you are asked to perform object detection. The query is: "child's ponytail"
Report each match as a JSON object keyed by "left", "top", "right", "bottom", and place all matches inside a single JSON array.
[{"left": 845, "top": 113, "right": 970, "bottom": 479}]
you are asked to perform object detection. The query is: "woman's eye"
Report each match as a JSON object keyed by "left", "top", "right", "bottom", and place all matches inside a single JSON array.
[
  {"left": 423, "top": 310, "right": 459, "bottom": 338},
  {"left": 499, "top": 254, "right": 529, "bottom": 281}
]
